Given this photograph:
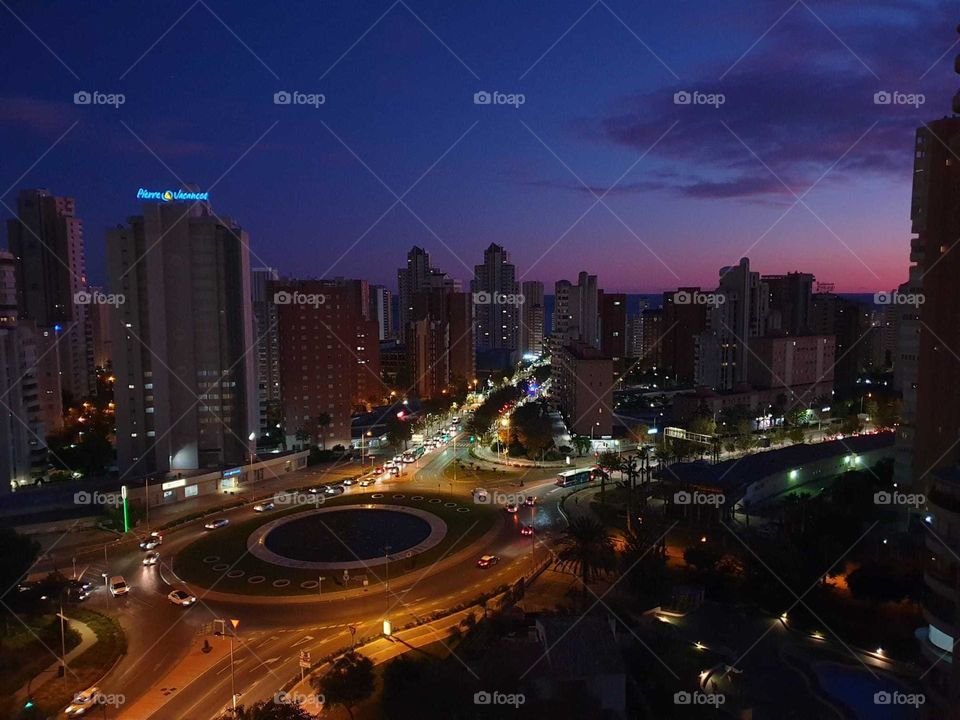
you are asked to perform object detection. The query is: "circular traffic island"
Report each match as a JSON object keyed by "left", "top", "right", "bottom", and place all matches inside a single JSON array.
[{"left": 173, "top": 493, "right": 496, "bottom": 596}]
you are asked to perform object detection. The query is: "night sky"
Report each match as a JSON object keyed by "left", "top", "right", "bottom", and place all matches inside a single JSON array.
[{"left": 0, "top": 0, "right": 953, "bottom": 292}]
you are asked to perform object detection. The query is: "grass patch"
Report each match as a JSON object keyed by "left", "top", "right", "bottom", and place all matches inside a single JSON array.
[
  {"left": 7, "top": 608, "right": 126, "bottom": 718},
  {"left": 174, "top": 492, "right": 498, "bottom": 596},
  {"left": 0, "top": 613, "right": 82, "bottom": 700}
]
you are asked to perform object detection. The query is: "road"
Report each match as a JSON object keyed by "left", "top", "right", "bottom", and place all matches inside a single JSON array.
[{"left": 67, "top": 424, "right": 569, "bottom": 719}]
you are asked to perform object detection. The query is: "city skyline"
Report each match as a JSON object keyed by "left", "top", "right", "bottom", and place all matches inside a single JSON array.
[{"left": 2, "top": 1, "right": 954, "bottom": 292}]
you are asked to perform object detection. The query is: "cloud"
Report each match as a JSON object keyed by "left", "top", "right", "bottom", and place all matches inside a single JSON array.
[{"left": 0, "top": 96, "right": 79, "bottom": 134}]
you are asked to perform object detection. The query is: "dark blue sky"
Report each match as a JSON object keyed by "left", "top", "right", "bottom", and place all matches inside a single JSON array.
[{"left": 0, "top": 0, "right": 953, "bottom": 292}]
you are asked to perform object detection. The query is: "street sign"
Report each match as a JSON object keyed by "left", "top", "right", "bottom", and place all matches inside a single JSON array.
[{"left": 299, "top": 650, "right": 311, "bottom": 668}]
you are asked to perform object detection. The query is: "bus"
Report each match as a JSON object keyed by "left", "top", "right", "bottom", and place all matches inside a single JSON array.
[{"left": 556, "top": 467, "right": 596, "bottom": 488}]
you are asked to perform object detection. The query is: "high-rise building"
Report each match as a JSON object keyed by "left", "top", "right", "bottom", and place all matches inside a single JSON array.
[
  {"left": 7, "top": 189, "right": 93, "bottom": 400},
  {"left": 0, "top": 250, "right": 49, "bottom": 491},
  {"left": 551, "top": 341, "right": 613, "bottom": 436},
  {"left": 89, "top": 295, "right": 113, "bottom": 369},
  {"left": 746, "top": 335, "right": 835, "bottom": 397},
  {"left": 662, "top": 289, "right": 708, "bottom": 386},
  {"left": 519, "top": 280, "right": 545, "bottom": 357},
  {"left": 107, "top": 197, "right": 257, "bottom": 476},
  {"left": 251, "top": 268, "right": 281, "bottom": 440},
  {"left": 397, "top": 246, "right": 458, "bottom": 336},
  {"left": 599, "top": 292, "right": 627, "bottom": 373},
  {"left": 369, "top": 285, "right": 394, "bottom": 341},
  {"left": 696, "top": 258, "right": 770, "bottom": 390},
  {"left": 471, "top": 243, "right": 519, "bottom": 353},
  {"left": 577, "top": 272, "right": 600, "bottom": 348},
  {"left": 639, "top": 308, "right": 664, "bottom": 369},
  {"left": 763, "top": 272, "right": 815, "bottom": 335},
  {"left": 272, "top": 278, "right": 382, "bottom": 448},
  {"left": 810, "top": 293, "right": 870, "bottom": 388},
  {"left": 405, "top": 287, "right": 474, "bottom": 397},
  {"left": 552, "top": 279, "right": 580, "bottom": 340}
]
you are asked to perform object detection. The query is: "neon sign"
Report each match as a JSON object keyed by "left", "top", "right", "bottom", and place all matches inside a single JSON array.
[{"left": 136, "top": 188, "right": 210, "bottom": 202}]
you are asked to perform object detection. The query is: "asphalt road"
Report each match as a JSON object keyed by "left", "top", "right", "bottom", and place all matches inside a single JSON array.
[{"left": 72, "top": 432, "right": 569, "bottom": 719}]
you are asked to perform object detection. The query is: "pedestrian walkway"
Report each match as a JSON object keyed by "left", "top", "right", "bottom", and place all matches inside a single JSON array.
[
  {"left": 118, "top": 634, "right": 233, "bottom": 719},
  {"left": 14, "top": 615, "right": 98, "bottom": 705}
]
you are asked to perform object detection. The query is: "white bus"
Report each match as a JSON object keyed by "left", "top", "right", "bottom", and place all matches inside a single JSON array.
[{"left": 556, "top": 467, "right": 596, "bottom": 488}]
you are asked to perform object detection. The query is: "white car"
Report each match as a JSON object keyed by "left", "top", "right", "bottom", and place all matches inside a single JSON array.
[
  {"left": 359, "top": 478, "right": 375, "bottom": 487},
  {"left": 167, "top": 589, "right": 197, "bottom": 607},
  {"left": 204, "top": 518, "right": 230, "bottom": 530},
  {"left": 64, "top": 685, "right": 101, "bottom": 716},
  {"left": 139, "top": 531, "right": 163, "bottom": 550},
  {"left": 109, "top": 576, "right": 128, "bottom": 597},
  {"left": 142, "top": 551, "right": 160, "bottom": 566},
  {"left": 342, "top": 477, "right": 355, "bottom": 486},
  {"left": 254, "top": 501, "right": 275, "bottom": 512}
]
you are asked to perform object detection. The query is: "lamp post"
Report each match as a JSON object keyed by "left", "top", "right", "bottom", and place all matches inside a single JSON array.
[
  {"left": 248, "top": 432, "right": 257, "bottom": 492},
  {"left": 384, "top": 545, "right": 392, "bottom": 617}
]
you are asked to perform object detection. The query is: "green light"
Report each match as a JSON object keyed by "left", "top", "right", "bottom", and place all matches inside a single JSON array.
[
  {"left": 121, "top": 484, "right": 129, "bottom": 532},
  {"left": 24, "top": 699, "right": 34, "bottom": 709}
]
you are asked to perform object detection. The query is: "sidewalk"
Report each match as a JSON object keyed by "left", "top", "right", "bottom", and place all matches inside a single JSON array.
[
  {"left": 118, "top": 634, "right": 233, "bottom": 719},
  {"left": 14, "top": 615, "right": 98, "bottom": 705}
]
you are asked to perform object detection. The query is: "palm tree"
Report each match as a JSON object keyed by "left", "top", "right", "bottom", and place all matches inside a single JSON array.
[
  {"left": 315, "top": 412, "right": 332, "bottom": 449},
  {"left": 555, "top": 516, "right": 616, "bottom": 603},
  {"left": 222, "top": 700, "right": 313, "bottom": 719}
]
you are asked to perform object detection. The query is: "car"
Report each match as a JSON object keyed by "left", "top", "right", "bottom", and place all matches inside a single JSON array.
[
  {"left": 307, "top": 485, "right": 327, "bottom": 495},
  {"left": 505, "top": 504, "right": 519, "bottom": 513},
  {"left": 476, "top": 554, "right": 499, "bottom": 568},
  {"left": 401, "top": 454, "right": 415, "bottom": 463},
  {"left": 139, "top": 531, "right": 163, "bottom": 550},
  {"left": 204, "top": 518, "right": 229, "bottom": 530},
  {"left": 254, "top": 501, "right": 275, "bottom": 512},
  {"left": 167, "top": 589, "right": 197, "bottom": 607},
  {"left": 373, "top": 465, "right": 385, "bottom": 475},
  {"left": 524, "top": 496, "right": 536, "bottom": 506},
  {"left": 326, "top": 485, "right": 345, "bottom": 496},
  {"left": 342, "top": 477, "right": 355, "bottom": 486},
  {"left": 108, "top": 576, "right": 128, "bottom": 597},
  {"left": 389, "top": 466, "right": 400, "bottom": 476},
  {"left": 65, "top": 580, "right": 90, "bottom": 603},
  {"left": 142, "top": 551, "right": 160, "bottom": 566},
  {"left": 359, "top": 478, "right": 374, "bottom": 487},
  {"left": 64, "top": 685, "right": 101, "bottom": 716},
  {"left": 520, "top": 525, "right": 534, "bottom": 536}
]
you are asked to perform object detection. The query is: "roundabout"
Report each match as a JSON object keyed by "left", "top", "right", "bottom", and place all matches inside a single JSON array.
[
  {"left": 173, "top": 492, "right": 498, "bottom": 596},
  {"left": 247, "top": 504, "right": 448, "bottom": 570}
]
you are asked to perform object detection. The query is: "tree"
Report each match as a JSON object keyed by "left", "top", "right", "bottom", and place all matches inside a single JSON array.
[
  {"left": 311, "top": 650, "right": 375, "bottom": 720},
  {"left": 627, "top": 423, "right": 650, "bottom": 445},
  {"left": 386, "top": 415, "right": 412, "bottom": 451},
  {"left": 294, "top": 426, "right": 310, "bottom": 449},
  {"left": 315, "top": 413, "right": 332, "bottom": 450},
  {"left": 222, "top": 700, "right": 314, "bottom": 719},
  {"left": 0, "top": 527, "right": 39, "bottom": 598},
  {"left": 571, "top": 435, "right": 592, "bottom": 457},
  {"left": 555, "top": 516, "right": 616, "bottom": 602}
]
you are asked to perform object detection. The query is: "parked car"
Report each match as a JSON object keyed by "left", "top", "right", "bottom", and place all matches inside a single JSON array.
[
  {"left": 167, "top": 589, "right": 197, "bottom": 607},
  {"left": 476, "top": 554, "right": 499, "bottom": 568},
  {"left": 204, "top": 518, "right": 229, "bottom": 530},
  {"left": 108, "top": 576, "right": 128, "bottom": 597}
]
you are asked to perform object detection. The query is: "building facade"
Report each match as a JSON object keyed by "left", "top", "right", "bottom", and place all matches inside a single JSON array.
[{"left": 471, "top": 243, "right": 520, "bottom": 353}]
